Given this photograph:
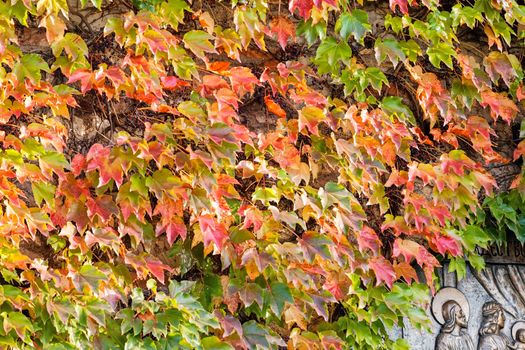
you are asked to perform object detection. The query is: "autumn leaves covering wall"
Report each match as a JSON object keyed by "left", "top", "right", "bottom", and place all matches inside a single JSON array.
[{"left": 0, "top": 0, "right": 523, "bottom": 348}]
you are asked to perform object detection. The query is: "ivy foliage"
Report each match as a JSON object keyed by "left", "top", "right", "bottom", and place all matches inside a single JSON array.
[{"left": 0, "top": 0, "right": 523, "bottom": 348}]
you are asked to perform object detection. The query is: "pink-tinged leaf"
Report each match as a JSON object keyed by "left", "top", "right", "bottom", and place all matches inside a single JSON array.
[
  {"left": 198, "top": 215, "right": 229, "bottom": 250},
  {"left": 517, "top": 85, "right": 525, "bottom": 101},
  {"left": 385, "top": 169, "right": 408, "bottom": 187},
  {"left": 289, "top": 0, "right": 336, "bottom": 17},
  {"left": 390, "top": 0, "right": 417, "bottom": 14},
  {"left": 381, "top": 215, "right": 410, "bottom": 236},
  {"left": 357, "top": 226, "right": 382, "bottom": 253},
  {"left": 146, "top": 258, "right": 173, "bottom": 284},
  {"left": 439, "top": 150, "right": 476, "bottom": 175},
  {"left": 86, "top": 144, "right": 124, "bottom": 187},
  {"left": 71, "top": 154, "right": 86, "bottom": 176},
  {"left": 483, "top": 52, "right": 518, "bottom": 87},
  {"left": 472, "top": 171, "right": 497, "bottom": 196},
  {"left": 161, "top": 76, "right": 190, "bottom": 90},
  {"left": 67, "top": 69, "right": 94, "bottom": 94},
  {"left": 229, "top": 67, "right": 259, "bottom": 96},
  {"left": 480, "top": 90, "right": 519, "bottom": 124},
  {"left": 393, "top": 238, "right": 421, "bottom": 262},
  {"left": 369, "top": 256, "right": 396, "bottom": 288},
  {"left": 239, "top": 205, "right": 264, "bottom": 232},
  {"left": 86, "top": 195, "right": 119, "bottom": 223},
  {"left": 289, "top": 0, "right": 314, "bottom": 18},
  {"left": 156, "top": 216, "right": 187, "bottom": 246},
  {"left": 428, "top": 204, "right": 452, "bottom": 226},
  {"left": 267, "top": 17, "right": 295, "bottom": 50},
  {"left": 433, "top": 233, "right": 462, "bottom": 256}
]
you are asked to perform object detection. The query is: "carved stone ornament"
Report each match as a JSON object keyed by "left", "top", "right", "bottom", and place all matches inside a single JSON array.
[
  {"left": 431, "top": 287, "right": 475, "bottom": 350},
  {"left": 478, "top": 301, "right": 510, "bottom": 350},
  {"left": 511, "top": 321, "right": 525, "bottom": 350}
]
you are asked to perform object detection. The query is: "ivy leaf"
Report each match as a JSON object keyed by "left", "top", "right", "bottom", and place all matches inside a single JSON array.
[
  {"left": 380, "top": 96, "right": 415, "bottom": 125},
  {"left": 159, "top": 0, "right": 192, "bottom": 29},
  {"left": 268, "top": 282, "right": 294, "bottom": 317},
  {"left": 319, "top": 182, "right": 357, "bottom": 212},
  {"left": 3, "top": 312, "right": 33, "bottom": 340},
  {"left": 252, "top": 187, "right": 280, "bottom": 206},
  {"left": 51, "top": 33, "right": 89, "bottom": 60},
  {"left": 183, "top": 30, "right": 216, "bottom": 61},
  {"left": 390, "top": 0, "right": 412, "bottom": 14},
  {"left": 335, "top": 9, "right": 371, "bottom": 43},
  {"left": 369, "top": 256, "right": 396, "bottom": 288},
  {"left": 268, "top": 16, "right": 295, "bottom": 50},
  {"left": 298, "top": 106, "right": 326, "bottom": 135},
  {"left": 198, "top": 215, "right": 229, "bottom": 250},
  {"left": 375, "top": 38, "right": 406, "bottom": 67},
  {"left": 480, "top": 90, "right": 519, "bottom": 124},
  {"left": 32, "top": 182, "right": 56, "bottom": 207},
  {"left": 264, "top": 96, "right": 287, "bottom": 118},
  {"left": 146, "top": 259, "right": 173, "bottom": 284},
  {"left": 13, "top": 54, "right": 50, "bottom": 83},
  {"left": 314, "top": 38, "right": 351, "bottom": 75},
  {"left": 297, "top": 19, "right": 326, "bottom": 46},
  {"left": 427, "top": 42, "right": 456, "bottom": 69},
  {"left": 242, "top": 321, "right": 285, "bottom": 349},
  {"left": 72, "top": 265, "right": 106, "bottom": 292},
  {"left": 201, "top": 336, "right": 234, "bottom": 350},
  {"left": 289, "top": 0, "right": 315, "bottom": 18},
  {"left": 460, "top": 225, "right": 491, "bottom": 250}
]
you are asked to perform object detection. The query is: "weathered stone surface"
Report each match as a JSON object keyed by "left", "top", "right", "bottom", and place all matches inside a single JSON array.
[{"left": 401, "top": 241, "right": 525, "bottom": 349}]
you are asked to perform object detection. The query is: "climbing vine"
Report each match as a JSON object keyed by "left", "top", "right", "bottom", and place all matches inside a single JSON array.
[{"left": 0, "top": 0, "right": 523, "bottom": 348}]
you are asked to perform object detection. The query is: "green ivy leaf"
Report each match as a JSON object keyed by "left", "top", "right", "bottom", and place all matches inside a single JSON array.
[
  {"left": 13, "top": 54, "right": 50, "bottom": 83},
  {"left": 427, "top": 42, "right": 456, "bottom": 68},
  {"left": 335, "top": 9, "right": 371, "bottom": 43},
  {"left": 314, "top": 38, "right": 351, "bottom": 75},
  {"left": 32, "top": 181, "right": 56, "bottom": 207}
]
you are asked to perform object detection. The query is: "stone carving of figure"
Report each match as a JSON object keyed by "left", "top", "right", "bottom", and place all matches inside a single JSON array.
[
  {"left": 478, "top": 301, "right": 510, "bottom": 350},
  {"left": 509, "top": 321, "right": 525, "bottom": 350},
  {"left": 435, "top": 300, "right": 476, "bottom": 350},
  {"left": 432, "top": 287, "right": 475, "bottom": 350}
]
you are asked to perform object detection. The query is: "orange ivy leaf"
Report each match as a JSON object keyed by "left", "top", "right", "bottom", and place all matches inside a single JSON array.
[
  {"left": 229, "top": 67, "right": 260, "bottom": 96},
  {"left": 264, "top": 96, "right": 287, "bottom": 118},
  {"left": 394, "top": 262, "right": 418, "bottom": 284},
  {"left": 267, "top": 17, "right": 295, "bottom": 50}
]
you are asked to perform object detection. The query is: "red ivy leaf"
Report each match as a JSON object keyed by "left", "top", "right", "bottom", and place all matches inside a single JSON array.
[
  {"left": 369, "top": 256, "right": 396, "bottom": 288},
  {"left": 146, "top": 258, "right": 173, "bottom": 284},
  {"left": 198, "top": 215, "right": 229, "bottom": 250},
  {"left": 390, "top": 0, "right": 417, "bottom": 14},
  {"left": 67, "top": 69, "right": 94, "bottom": 94},
  {"left": 161, "top": 76, "right": 190, "bottom": 90},
  {"left": 357, "top": 226, "right": 382, "bottom": 253},
  {"left": 267, "top": 17, "right": 295, "bottom": 50}
]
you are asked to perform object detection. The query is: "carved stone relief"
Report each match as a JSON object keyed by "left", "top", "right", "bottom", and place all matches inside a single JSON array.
[
  {"left": 432, "top": 288, "right": 475, "bottom": 350},
  {"left": 399, "top": 240, "right": 525, "bottom": 350}
]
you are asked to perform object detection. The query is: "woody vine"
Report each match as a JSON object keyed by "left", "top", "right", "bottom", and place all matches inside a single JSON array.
[{"left": 0, "top": 0, "right": 523, "bottom": 348}]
